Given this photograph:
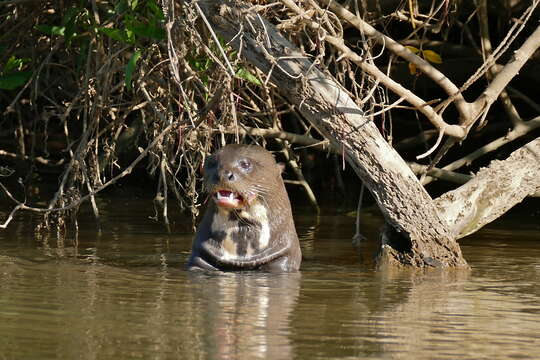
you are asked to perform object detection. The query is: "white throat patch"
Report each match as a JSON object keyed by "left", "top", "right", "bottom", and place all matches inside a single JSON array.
[{"left": 211, "top": 203, "right": 271, "bottom": 259}]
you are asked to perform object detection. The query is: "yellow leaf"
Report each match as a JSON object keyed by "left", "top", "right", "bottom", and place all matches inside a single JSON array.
[
  {"left": 405, "top": 45, "right": 420, "bottom": 54},
  {"left": 408, "top": 62, "right": 418, "bottom": 75},
  {"left": 422, "top": 49, "right": 442, "bottom": 64}
]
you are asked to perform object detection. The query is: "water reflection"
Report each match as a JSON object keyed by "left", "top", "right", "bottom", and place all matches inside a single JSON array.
[
  {"left": 187, "top": 273, "right": 300, "bottom": 360},
  {"left": 0, "top": 257, "right": 301, "bottom": 359},
  {"left": 0, "top": 195, "right": 539, "bottom": 359},
  {"left": 374, "top": 269, "right": 473, "bottom": 357}
]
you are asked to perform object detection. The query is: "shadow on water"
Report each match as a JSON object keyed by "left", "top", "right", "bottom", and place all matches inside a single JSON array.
[{"left": 0, "top": 191, "right": 539, "bottom": 359}]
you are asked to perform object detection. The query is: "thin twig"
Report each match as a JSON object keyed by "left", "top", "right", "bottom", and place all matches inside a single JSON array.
[
  {"left": 416, "top": 128, "right": 444, "bottom": 160},
  {"left": 194, "top": 2, "right": 235, "bottom": 77},
  {"left": 423, "top": 116, "right": 540, "bottom": 185},
  {"left": 0, "top": 122, "right": 177, "bottom": 222},
  {"left": 280, "top": 0, "right": 465, "bottom": 138}
]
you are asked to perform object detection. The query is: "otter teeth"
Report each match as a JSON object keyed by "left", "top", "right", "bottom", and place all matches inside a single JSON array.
[
  {"left": 215, "top": 190, "right": 243, "bottom": 208},
  {"left": 217, "top": 190, "right": 235, "bottom": 200}
]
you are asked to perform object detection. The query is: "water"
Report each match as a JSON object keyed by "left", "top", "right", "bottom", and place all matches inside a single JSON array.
[{"left": 0, "top": 190, "right": 539, "bottom": 359}]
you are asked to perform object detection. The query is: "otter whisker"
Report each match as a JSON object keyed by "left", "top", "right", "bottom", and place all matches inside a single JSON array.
[
  {"left": 232, "top": 209, "right": 253, "bottom": 227},
  {"left": 187, "top": 144, "right": 301, "bottom": 272}
]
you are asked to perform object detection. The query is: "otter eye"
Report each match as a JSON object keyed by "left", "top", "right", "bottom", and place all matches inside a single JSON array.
[{"left": 238, "top": 159, "right": 252, "bottom": 172}]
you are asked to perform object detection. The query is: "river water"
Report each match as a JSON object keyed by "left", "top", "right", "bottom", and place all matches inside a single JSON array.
[{"left": 0, "top": 190, "right": 539, "bottom": 359}]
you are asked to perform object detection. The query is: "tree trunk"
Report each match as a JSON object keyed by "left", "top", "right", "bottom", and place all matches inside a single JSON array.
[
  {"left": 435, "top": 137, "right": 540, "bottom": 239},
  {"left": 199, "top": 0, "right": 467, "bottom": 267}
]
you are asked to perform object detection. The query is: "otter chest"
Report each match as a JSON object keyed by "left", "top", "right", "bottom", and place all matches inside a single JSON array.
[{"left": 209, "top": 203, "right": 271, "bottom": 260}]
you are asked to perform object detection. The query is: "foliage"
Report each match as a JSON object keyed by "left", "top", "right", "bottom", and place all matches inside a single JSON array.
[
  {"left": 405, "top": 46, "right": 442, "bottom": 75},
  {"left": 0, "top": 0, "right": 538, "bottom": 233},
  {"left": 0, "top": 55, "right": 32, "bottom": 90}
]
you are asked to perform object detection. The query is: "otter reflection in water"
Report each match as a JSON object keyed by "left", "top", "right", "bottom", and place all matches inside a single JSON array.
[{"left": 187, "top": 144, "right": 301, "bottom": 272}]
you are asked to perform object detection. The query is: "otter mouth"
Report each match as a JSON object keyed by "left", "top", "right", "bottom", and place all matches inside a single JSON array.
[{"left": 213, "top": 189, "right": 248, "bottom": 209}]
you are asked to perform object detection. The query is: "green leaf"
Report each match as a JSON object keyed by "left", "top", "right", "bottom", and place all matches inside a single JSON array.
[
  {"left": 129, "top": 0, "right": 139, "bottom": 10},
  {"left": 147, "top": 0, "right": 164, "bottom": 20},
  {"left": 0, "top": 71, "right": 32, "bottom": 90},
  {"left": 62, "top": 7, "right": 81, "bottom": 25},
  {"left": 131, "top": 24, "right": 165, "bottom": 40},
  {"left": 125, "top": 50, "right": 141, "bottom": 91},
  {"left": 98, "top": 27, "right": 131, "bottom": 43},
  {"left": 114, "top": 0, "right": 129, "bottom": 15},
  {"left": 35, "top": 25, "right": 66, "bottom": 36},
  {"left": 125, "top": 29, "right": 135, "bottom": 43},
  {"left": 189, "top": 56, "right": 212, "bottom": 72},
  {"left": 63, "top": 7, "right": 84, "bottom": 42},
  {"left": 235, "top": 67, "right": 261, "bottom": 85},
  {"left": 4, "top": 56, "right": 23, "bottom": 73},
  {"left": 76, "top": 40, "right": 90, "bottom": 72}
]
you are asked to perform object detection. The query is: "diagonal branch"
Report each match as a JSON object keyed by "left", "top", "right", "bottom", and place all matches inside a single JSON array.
[
  {"left": 280, "top": 0, "right": 466, "bottom": 139},
  {"left": 472, "top": 24, "right": 540, "bottom": 123},
  {"left": 434, "top": 137, "right": 540, "bottom": 239},
  {"left": 318, "top": 0, "right": 472, "bottom": 122},
  {"left": 199, "top": 0, "right": 467, "bottom": 267}
]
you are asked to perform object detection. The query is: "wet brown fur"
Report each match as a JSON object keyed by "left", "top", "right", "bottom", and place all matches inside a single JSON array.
[{"left": 187, "top": 144, "right": 301, "bottom": 272}]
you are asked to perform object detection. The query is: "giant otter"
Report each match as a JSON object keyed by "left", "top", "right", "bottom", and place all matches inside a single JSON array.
[{"left": 187, "top": 144, "right": 301, "bottom": 272}]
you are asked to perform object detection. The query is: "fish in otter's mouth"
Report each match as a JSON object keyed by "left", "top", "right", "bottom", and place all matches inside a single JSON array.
[{"left": 212, "top": 189, "right": 255, "bottom": 209}]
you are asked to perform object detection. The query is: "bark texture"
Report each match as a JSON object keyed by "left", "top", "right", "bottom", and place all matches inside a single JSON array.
[
  {"left": 199, "top": 0, "right": 467, "bottom": 267},
  {"left": 435, "top": 137, "right": 540, "bottom": 239}
]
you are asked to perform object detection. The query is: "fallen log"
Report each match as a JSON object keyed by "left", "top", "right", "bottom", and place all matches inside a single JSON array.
[
  {"left": 435, "top": 137, "right": 540, "bottom": 239},
  {"left": 198, "top": 0, "right": 467, "bottom": 267}
]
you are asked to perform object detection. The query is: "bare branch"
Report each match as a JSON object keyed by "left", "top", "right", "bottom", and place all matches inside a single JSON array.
[
  {"left": 409, "top": 163, "right": 472, "bottom": 184},
  {"left": 473, "top": 24, "right": 540, "bottom": 123},
  {"left": 317, "top": 0, "right": 471, "bottom": 121},
  {"left": 280, "top": 0, "right": 466, "bottom": 139},
  {"left": 0, "top": 150, "right": 66, "bottom": 166},
  {"left": 194, "top": 2, "right": 235, "bottom": 77},
  {"left": 0, "top": 122, "right": 177, "bottom": 225},
  {"left": 424, "top": 116, "right": 540, "bottom": 185},
  {"left": 435, "top": 137, "right": 540, "bottom": 238},
  {"left": 477, "top": 0, "right": 522, "bottom": 126}
]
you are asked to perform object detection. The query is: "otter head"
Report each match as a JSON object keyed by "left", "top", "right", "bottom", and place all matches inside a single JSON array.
[{"left": 203, "top": 144, "right": 282, "bottom": 210}]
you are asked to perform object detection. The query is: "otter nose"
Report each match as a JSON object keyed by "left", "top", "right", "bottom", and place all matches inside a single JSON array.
[{"left": 222, "top": 169, "right": 236, "bottom": 182}]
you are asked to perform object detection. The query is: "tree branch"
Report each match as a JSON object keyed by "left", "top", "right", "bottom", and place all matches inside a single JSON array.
[
  {"left": 317, "top": 0, "right": 471, "bottom": 122},
  {"left": 280, "top": 0, "right": 466, "bottom": 139},
  {"left": 473, "top": 24, "right": 540, "bottom": 122},
  {"left": 199, "top": 0, "right": 467, "bottom": 267},
  {"left": 434, "top": 137, "right": 540, "bottom": 239},
  {"left": 424, "top": 116, "right": 540, "bottom": 184}
]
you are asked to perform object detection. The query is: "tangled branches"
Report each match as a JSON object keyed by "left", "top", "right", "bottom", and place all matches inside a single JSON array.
[{"left": 1, "top": 0, "right": 539, "bottom": 234}]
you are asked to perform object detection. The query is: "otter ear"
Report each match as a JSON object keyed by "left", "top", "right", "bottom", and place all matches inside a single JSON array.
[{"left": 277, "top": 162, "right": 286, "bottom": 173}]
